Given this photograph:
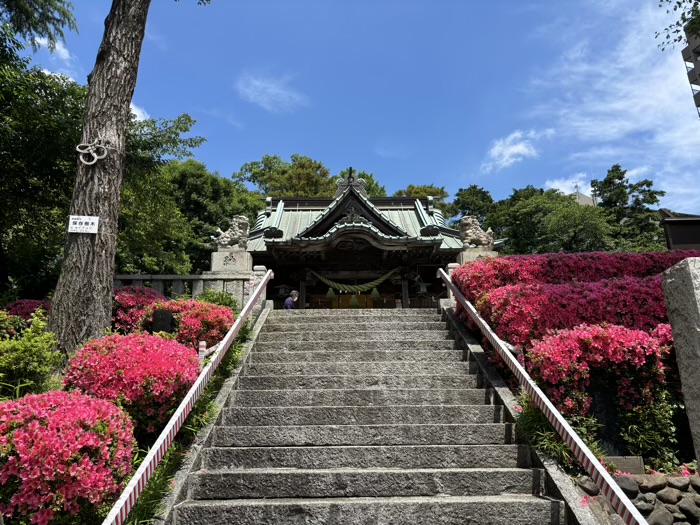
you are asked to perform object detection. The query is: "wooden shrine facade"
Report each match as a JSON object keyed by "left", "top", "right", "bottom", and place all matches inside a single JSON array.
[{"left": 246, "top": 172, "right": 463, "bottom": 309}]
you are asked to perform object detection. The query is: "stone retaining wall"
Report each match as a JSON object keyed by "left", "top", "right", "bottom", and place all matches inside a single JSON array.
[{"left": 579, "top": 474, "right": 700, "bottom": 524}]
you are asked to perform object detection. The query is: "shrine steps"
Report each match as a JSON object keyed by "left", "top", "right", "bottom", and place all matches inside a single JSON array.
[{"left": 172, "top": 308, "right": 565, "bottom": 525}]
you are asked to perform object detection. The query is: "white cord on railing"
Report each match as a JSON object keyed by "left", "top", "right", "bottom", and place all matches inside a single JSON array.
[
  {"left": 438, "top": 269, "right": 648, "bottom": 525},
  {"left": 101, "top": 269, "right": 274, "bottom": 525}
]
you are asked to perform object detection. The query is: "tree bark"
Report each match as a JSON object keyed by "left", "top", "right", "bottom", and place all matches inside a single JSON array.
[{"left": 49, "top": 0, "right": 152, "bottom": 356}]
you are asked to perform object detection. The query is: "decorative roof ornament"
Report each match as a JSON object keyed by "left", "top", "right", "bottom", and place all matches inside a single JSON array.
[
  {"left": 338, "top": 204, "right": 369, "bottom": 225},
  {"left": 335, "top": 167, "right": 368, "bottom": 198}
]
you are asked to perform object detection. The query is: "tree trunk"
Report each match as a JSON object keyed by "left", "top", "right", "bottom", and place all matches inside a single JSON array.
[{"left": 49, "top": 0, "right": 152, "bottom": 356}]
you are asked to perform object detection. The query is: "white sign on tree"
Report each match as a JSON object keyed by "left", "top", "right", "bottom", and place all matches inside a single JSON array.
[{"left": 68, "top": 215, "right": 99, "bottom": 234}]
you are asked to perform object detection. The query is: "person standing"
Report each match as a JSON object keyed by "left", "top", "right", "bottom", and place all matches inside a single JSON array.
[{"left": 283, "top": 290, "right": 299, "bottom": 310}]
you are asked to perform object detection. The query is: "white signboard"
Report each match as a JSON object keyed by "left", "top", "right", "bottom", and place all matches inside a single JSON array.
[{"left": 68, "top": 215, "right": 99, "bottom": 234}]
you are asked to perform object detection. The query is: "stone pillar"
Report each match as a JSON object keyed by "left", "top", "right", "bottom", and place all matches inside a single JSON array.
[
  {"left": 457, "top": 246, "right": 498, "bottom": 264},
  {"left": 401, "top": 279, "right": 409, "bottom": 309},
  {"left": 151, "top": 280, "right": 164, "bottom": 294},
  {"left": 192, "top": 279, "right": 204, "bottom": 297},
  {"left": 172, "top": 279, "right": 185, "bottom": 296},
  {"left": 445, "top": 263, "right": 460, "bottom": 303},
  {"left": 299, "top": 281, "right": 306, "bottom": 310},
  {"left": 661, "top": 257, "right": 700, "bottom": 460},
  {"left": 251, "top": 265, "right": 268, "bottom": 315}
]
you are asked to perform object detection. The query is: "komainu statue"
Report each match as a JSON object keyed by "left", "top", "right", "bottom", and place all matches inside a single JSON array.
[
  {"left": 213, "top": 215, "right": 250, "bottom": 249},
  {"left": 459, "top": 216, "right": 495, "bottom": 249}
]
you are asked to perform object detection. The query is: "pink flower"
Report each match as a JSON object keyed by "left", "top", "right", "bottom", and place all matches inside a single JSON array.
[
  {"left": 579, "top": 495, "right": 597, "bottom": 507},
  {"left": 0, "top": 391, "right": 134, "bottom": 524},
  {"left": 141, "top": 299, "right": 235, "bottom": 351},
  {"left": 4, "top": 300, "right": 51, "bottom": 321},
  {"left": 112, "top": 286, "right": 166, "bottom": 334},
  {"left": 64, "top": 333, "right": 199, "bottom": 435}
]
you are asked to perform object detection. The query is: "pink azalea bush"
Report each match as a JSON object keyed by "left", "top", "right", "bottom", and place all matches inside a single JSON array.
[
  {"left": 112, "top": 286, "right": 166, "bottom": 334},
  {"left": 0, "top": 391, "right": 135, "bottom": 525},
  {"left": 452, "top": 249, "right": 693, "bottom": 468},
  {"left": 526, "top": 323, "right": 680, "bottom": 465},
  {"left": 5, "top": 300, "right": 51, "bottom": 322},
  {"left": 64, "top": 334, "right": 199, "bottom": 435},
  {"left": 476, "top": 275, "right": 667, "bottom": 348},
  {"left": 453, "top": 250, "right": 700, "bottom": 303},
  {"left": 142, "top": 299, "right": 235, "bottom": 351},
  {"left": 526, "top": 323, "right": 669, "bottom": 416}
]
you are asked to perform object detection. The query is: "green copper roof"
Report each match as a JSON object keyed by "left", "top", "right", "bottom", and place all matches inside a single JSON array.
[{"left": 247, "top": 185, "right": 462, "bottom": 253}]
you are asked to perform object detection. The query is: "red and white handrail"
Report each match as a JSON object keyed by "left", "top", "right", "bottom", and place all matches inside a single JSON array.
[
  {"left": 101, "top": 269, "right": 274, "bottom": 525},
  {"left": 438, "top": 268, "right": 647, "bottom": 525}
]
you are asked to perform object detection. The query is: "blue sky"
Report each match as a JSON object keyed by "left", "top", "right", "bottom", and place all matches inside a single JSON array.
[{"left": 29, "top": 0, "right": 700, "bottom": 212}]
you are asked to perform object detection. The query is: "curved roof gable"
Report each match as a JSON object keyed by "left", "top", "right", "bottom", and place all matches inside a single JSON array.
[{"left": 296, "top": 175, "right": 408, "bottom": 239}]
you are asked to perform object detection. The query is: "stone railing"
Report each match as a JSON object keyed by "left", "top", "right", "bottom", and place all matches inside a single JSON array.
[{"left": 115, "top": 267, "right": 267, "bottom": 308}]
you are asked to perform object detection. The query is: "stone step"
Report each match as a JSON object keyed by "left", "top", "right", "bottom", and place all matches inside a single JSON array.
[
  {"left": 253, "top": 339, "right": 459, "bottom": 352},
  {"left": 261, "top": 321, "right": 447, "bottom": 333},
  {"left": 212, "top": 423, "right": 513, "bottom": 447},
  {"left": 174, "top": 495, "right": 564, "bottom": 525},
  {"left": 229, "top": 388, "right": 487, "bottom": 407},
  {"left": 251, "top": 349, "right": 462, "bottom": 363},
  {"left": 222, "top": 405, "right": 502, "bottom": 426},
  {"left": 189, "top": 467, "right": 540, "bottom": 500},
  {"left": 267, "top": 308, "right": 439, "bottom": 318},
  {"left": 245, "top": 361, "right": 467, "bottom": 376},
  {"left": 238, "top": 374, "right": 478, "bottom": 390},
  {"left": 264, "top": 314, "right": 442, "bottom": 325},
  {"left": 257, "top": 329, "right": 453, "bottom": 342},
  {"left": 201, "top": 444, "right": 529, "bottom": 470}
]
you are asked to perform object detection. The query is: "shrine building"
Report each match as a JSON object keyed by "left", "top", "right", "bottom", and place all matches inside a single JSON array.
[{"left": 244, "top": 172, "right": 469, "bottom": 309}]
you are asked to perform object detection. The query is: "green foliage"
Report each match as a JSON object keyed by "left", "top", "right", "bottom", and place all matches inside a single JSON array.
[
  {"left": 489, "top": 190, "right": 612, "bottom": 254},
  {"left": 0, "top": 310, "right": 25, "bottom": 340},
  {"left": 515, "top": 392, "right": 606, "bottom": 475},
  {"left": 392, "top": 184, "right": 451, "bottom": 214},
  {"left": 0, "top": 53, "right": 86, "bottom": 296},
  {"left": 0, "top": 311, "right": 61, "bottom": 397},
  {"left": 591, "top": 164, "right": 666, "bottom": 252},
  {"left": 195, "top": 289, "right": 239, "bottom": 311},
  {"left": 539, "top": 202, "right": 613, "bottom": 253},
  {"left": 450, "top": 185, "right": 494, "bottom": 224},
  {"left": 235, "top": 154, "right": 337, "bottom": 197},
  {"left": 657, "top": 0, "right": 700, "bottom": 48},
  {"left": 0, "top": 0, "right": 76, "bottom": 50},
  {"left": 117, "top": 116, "right": 206, "bottom": 275},
  {"left": 165, "top": 159, "right": 264, "bottom": 272},
  {"left": 618, "top": 390, "right": 680, "bottom": 472},
  {"left": 336, "top": 168, "right": 387, "bottom": 197},
  {"left": 0, "top": 41, "right": 214, "bottom": 293},
  {"left": 485, "top": 166, "right": 665, "bottom": 254}
]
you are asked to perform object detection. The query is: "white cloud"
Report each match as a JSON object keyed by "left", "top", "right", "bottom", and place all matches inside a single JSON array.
[
  {"left": 373, "top": 139, "right": 410, "bottom": 160},
  {"left": 532, "top": 1, "right": 700, "bottom": 212},
  {"left": 41, "top": 68, "right": 76, "bottom": 82},
  {"left": 145, "top": 28, "right": 167, "bottom": 51},
  {"left": 481, "top": 129, "right": 554, "bottom": 173},
  {"left": 199, "top": 108, "right": 244, "bottom": 129},
  {"left": 545, "top": 173, "right": 592, "bottom": 196},
  {"left": 130, "top": 103, "right": 150, "bottom": 121},
  {"left": 35, "top": 37, "right": 72, "bottom": 63},
  {"left": 236, "top": 73, "right": 308, "bottom": 113}
]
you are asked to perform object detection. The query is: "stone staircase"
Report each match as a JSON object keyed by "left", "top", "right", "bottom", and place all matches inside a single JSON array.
[{"left": 173, "top": 308, "right": 565, "bottom": 525}]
